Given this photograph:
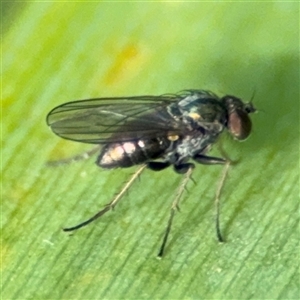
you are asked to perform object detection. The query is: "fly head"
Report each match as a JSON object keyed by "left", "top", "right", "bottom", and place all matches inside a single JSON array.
[{"left": 222, "top": 96, "right": 256, "bottom": 140}]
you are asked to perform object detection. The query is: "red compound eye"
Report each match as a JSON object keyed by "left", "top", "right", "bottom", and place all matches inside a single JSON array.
[
  {"left": 222, "top": 95, "right": 255, "bottom": 140},
  {"left": 228, "top": 109, "right": 252, "bottom": 140}
]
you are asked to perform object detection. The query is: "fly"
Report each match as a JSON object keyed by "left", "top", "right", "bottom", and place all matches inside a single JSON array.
[{"left": 46, "top": 89, "right": 256, "bottom": 257}]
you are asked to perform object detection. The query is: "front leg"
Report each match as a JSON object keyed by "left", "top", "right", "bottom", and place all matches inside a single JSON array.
[{"left": 193, "top": 153, "right": 227, "bottom": 165}]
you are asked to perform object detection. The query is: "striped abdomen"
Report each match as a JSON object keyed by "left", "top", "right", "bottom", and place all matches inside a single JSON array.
[{"left": 97, "top": 137, "right": 171, "bottom": 169}]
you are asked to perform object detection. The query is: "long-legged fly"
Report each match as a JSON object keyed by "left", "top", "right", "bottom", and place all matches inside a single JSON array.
[{"left": 47, "top": 89, "right": 256, "bottom": 257}]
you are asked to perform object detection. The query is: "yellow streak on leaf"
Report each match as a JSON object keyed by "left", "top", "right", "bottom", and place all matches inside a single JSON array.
[{"left": 104, "top": 44, "right": 148, "bottom": 86}]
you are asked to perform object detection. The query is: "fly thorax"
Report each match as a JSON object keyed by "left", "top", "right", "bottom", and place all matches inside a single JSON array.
[{"left": 173, "top": 131, "right": 218, "bottom": 162}]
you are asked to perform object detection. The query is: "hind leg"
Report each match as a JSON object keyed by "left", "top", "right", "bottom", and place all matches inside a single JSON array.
[{"left": 63, "top": 164, "right": 147, "bottom": 231}]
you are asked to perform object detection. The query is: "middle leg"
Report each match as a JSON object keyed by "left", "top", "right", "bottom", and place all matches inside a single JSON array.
[{"left": 157, "top": 163, "right": 195, "bottom": 257}]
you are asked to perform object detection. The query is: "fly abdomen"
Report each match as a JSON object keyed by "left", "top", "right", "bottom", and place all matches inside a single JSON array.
[{"left": 97, "top": 138, "right": 171, "bottom": 169}]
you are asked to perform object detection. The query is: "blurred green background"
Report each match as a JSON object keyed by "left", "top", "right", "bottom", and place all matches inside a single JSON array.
[{"left": 2, "top": 2, "right": 299, "bottom": 300}]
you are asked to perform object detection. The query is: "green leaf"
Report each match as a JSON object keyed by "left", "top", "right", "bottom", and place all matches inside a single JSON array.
[{"left": 2, "top": 2, "right": 299, "bottom": 300}]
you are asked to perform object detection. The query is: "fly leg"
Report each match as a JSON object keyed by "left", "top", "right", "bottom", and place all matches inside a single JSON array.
[
  {"left": 193, "top": 153, "right": 231, "bottom": 243},
  {"left": 193, "top": 153, "right": 227, "bottom": 165},
  {"left": 46, "top": 146, "right": 101, "bottom": 166},
  {"left": 147, "top": 161, "right": 171, "bottom": 171},
  {"left": 214, "top": 160, "right": 230, "bottom": 242},
  {"left": 63, "top": 164, "right": 146, "bottom": 231},
  {"left": 157, "top": 163, "right": 195, "bottom": 258}
]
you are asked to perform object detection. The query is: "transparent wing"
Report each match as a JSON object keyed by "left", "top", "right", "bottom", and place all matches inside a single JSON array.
[{"left": 46, "top": 95, "right": 186, "bottom": 144}]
